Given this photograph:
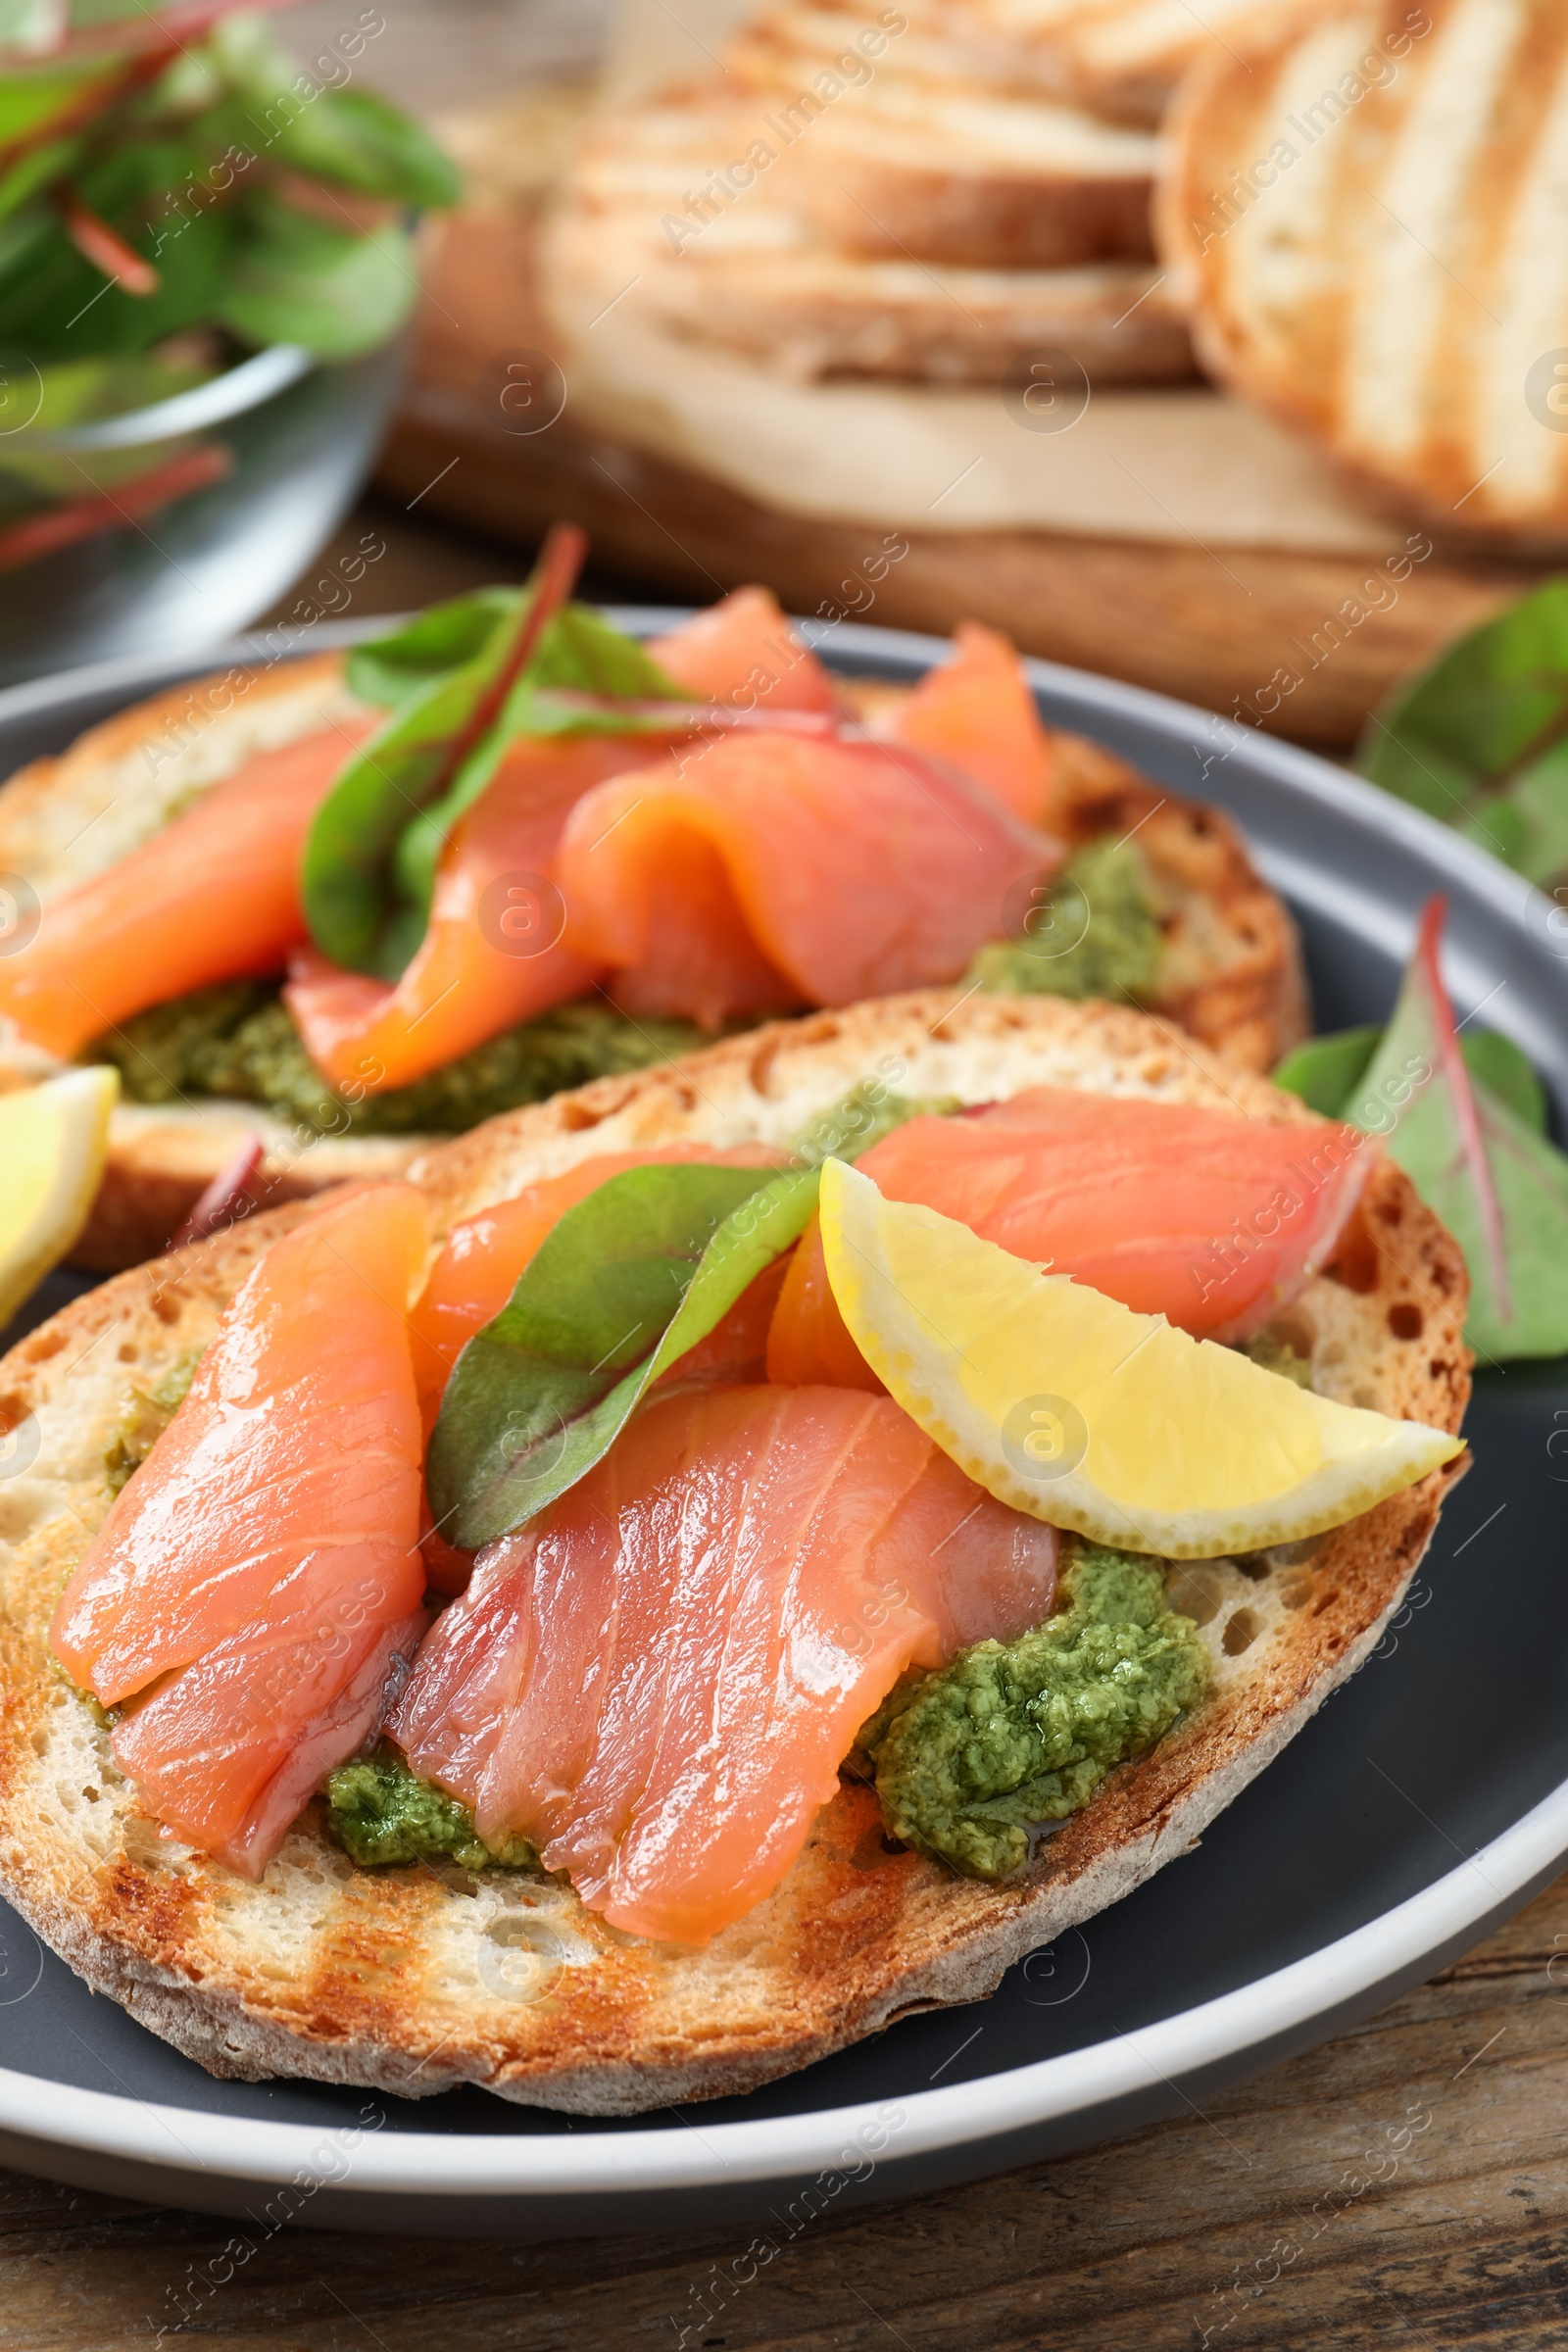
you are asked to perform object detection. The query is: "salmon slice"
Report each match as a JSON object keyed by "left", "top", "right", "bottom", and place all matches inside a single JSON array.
[
  {"left": 283, "top": 735, "right": 662, "bottom": 1096},
  {"left": 390, "top": 1383, "right": 1057, "bottom": 1942},
  {"left": 648, "top": 585, "right": 840, "bottom": 713},
  {"left": 555, "top": 733, "right": 1055, "bottom": 1029},
  {"left": 767, "top": 1212, "right": 889, "bottom": 1394},
  {"left": 52, "top": 1184, "right": 432, "bottom": 1878},
  {"left": 768, "top": 1087, "right": 1373, "bottom": 1378},
  {"left": 408, "top": 1140, "right": 786, "bottom": 1418},
  {"left": 873, "top": 621, "right": 1054, "bottom": 825},
  {"left": 0, "top": 717, "right": 376, "bottom": 1058}
]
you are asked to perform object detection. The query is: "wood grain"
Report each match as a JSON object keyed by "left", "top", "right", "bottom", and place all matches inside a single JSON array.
[
  {"left": 7, "top": 1870, "right": 1568, "bottom": 2349},
  {"left": 381, "top": 208, "right": 1545, "bottom": 751}
]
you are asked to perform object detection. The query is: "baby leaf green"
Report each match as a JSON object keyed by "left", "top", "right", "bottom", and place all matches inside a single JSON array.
[
  {"left": 1276, "top": 908, "right": 1568, "bottom": 1359},
  {"left": 1356, "top": 579, "right": 1568, "bottom": 886},
  {"left": 344, "top": 588, "right": 519, "bottom": 708},
  {"left": 310, "top": 587, "right": 688, "bottom": 978},
  {"left": 426, "top": 1161, "right": 821, "bottom": 1551},
  {"left": 1276, "top": 1023, "right": 1546, "bottom": 1135}
]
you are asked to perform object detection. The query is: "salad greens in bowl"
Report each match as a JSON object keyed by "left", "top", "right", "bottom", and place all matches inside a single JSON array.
[{"left": 0, "top": 0, "right": 459, "bottom": 681}]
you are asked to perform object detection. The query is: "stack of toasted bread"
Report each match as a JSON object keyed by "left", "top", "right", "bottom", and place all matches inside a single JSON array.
[
  {"left": 536, "top": 0, "right": 1568, "bottom": 553},
  {"left": 544, "top": 0, "right": 1227, "bottom": 385}
]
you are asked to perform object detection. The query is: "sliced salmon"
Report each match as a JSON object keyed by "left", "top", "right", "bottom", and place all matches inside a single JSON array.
[
  {"left": 52, "top": 1184, "right": 432, "bottom": 1878},
  {"left": 555, "top": 733, "right": 1055, "bottom": 1029},
  {"left": 768, "top": 1087, "right": 1373, "bottom": 1378},
  {"left": 0, "top": 717, "right": 377, "bottom": 1058},
  {"left": 766, "top": 1212, "right": 888, "bottom": 1394},
  {"left": 390, "top": 1383, "right": 1057, "bottom": 1942},
  {"left": 408, "top": 1140, "right": 786, "bottom": 1419},
  {"left": 283, "top": 734, "right": 668, "bottom": 1096},
  {"left": 649, "top": 585, "right": 840, "bottom": 714},
  {"left": 873, "top": 621, "right": 1054, "bottom": 825}
]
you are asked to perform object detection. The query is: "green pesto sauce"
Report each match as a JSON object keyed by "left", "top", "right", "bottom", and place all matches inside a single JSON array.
[
  {"left": 102, "top": 1352, "right": 201, "bottom": 1495},
  {"left": 323, "top": 1745, "right": 539, "bottom": 1873},
  {"left": 860, "top": 1542, "right": 1208, "bottom": 1880},
  {"left": 970, "top": 838, "right": 1163, "bottom": 1008},
  {"left": 90, "top": 984, "right": 712, "bottom": 1139},
  {"left": 1240, "top": 1333, "right": 1315, "bottom": 1389},
  {"left": 792, "top": 1084, "right": 961, "bottom": 1168}
]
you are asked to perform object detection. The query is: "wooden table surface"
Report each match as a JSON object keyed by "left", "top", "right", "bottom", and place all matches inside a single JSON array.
[{"left": 11, "top": 297, "right": 1568, "bottom": 2342}]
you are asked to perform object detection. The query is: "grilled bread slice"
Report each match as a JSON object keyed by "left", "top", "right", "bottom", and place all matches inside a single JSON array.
[
  {"left": 1158, "top": 0, "right": 1568, "bottom": 545},
  {"left": 723, "top": 1, "right": 1161, "bottom": 267},
  {"left": 545, "top": 87, "right": 1190, "bottom": 385},
  {"left": 921, "top": 0, "right": 1322, "bottom": 127},
  {"left": 0, "top": 991, "right": 1470, "bottom": 2112},
  {"left": 0, "top": 649, "right": 1307, "bottom": 1269}
]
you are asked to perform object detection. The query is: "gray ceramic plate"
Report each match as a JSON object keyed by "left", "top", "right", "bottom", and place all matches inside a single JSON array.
[{"left": 0, "top": 615, "right": 1564, "bottom": 2237}]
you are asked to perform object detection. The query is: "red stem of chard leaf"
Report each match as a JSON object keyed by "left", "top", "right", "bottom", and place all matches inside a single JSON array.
[
  {"left": 58, "top": 187, "right": 159, "bottom": 291},
  {"left": 0, "top": 442, "right": 229, "bottom": 573},
  {"left": 0, "top": 44, "right": 175, "bottom": 170},
  {"left": 424, "top": 520, "right": 588, "bottom": 805},
  {"left": 1416, "top": 893, "right": 1512, "bottom": 1324},
  {"left": 170, "top": 1133, "right": 264, "bottom": 1250}
]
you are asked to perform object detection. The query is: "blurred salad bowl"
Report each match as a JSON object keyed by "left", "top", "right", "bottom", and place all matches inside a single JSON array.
[{"left": 0, "top": 2, "right": 459, "bottom": 682}]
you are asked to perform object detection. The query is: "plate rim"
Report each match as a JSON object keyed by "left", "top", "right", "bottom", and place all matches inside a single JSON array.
[
  {"left": 2, "top": 1773, "right": 1564, "bottom": 2198},
  {"left": 1, "top": 608, "right": 1560, "bottom": 2203}
]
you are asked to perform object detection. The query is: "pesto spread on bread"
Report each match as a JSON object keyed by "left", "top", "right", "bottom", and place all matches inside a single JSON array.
[
  {"left": 86, "top": 838, "right": 1163, "bottom": 1143},
  {"left": 91, "top": 987, "right": 710, "bottom": 1137},
  {"left": 323, "top": 1747, "right": 538, "bottom": 1873},
  {"left": 969, "top": 838, "right": 1162, "bottom": 1006},
  {"left": 860, "top": 1543, "right": 1208, "bottom": 1878}
]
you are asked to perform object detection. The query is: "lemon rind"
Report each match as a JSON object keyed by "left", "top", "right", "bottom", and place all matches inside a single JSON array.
[{"left": 820, "top": 1157, "right": 1463, "bottom": 1562}]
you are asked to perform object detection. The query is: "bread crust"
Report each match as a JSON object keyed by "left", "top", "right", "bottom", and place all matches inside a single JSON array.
[
  {"left": 0, "top": 991, "right": 1470, "bottom": 2112},
  {"left": 0, "top": 649, "right": 1306, "bottom": 1269}
]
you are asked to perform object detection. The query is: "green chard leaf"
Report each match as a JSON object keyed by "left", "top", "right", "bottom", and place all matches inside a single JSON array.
[
  {"left": 305, "top": 533, "right": 590, "bottom": 977},
  {"left": 1348, "top": 901, "right": 1568, "bottom": 1361},
  {"left": 0, "top": 134, "right": 235, "bottom": 357},
  {"left": 218, "top": 190, "right": 416, "bottom": 361},
  {"left": 302, "top": 656, "right": 505, "bottom": 980},
  {"left": 345, "top": 587, "right": 521, "bottom": 707},
  {"left": 1273, "top": 1026, "right": 1384, "bottom": 1118},
  {"left": 309, "top": 542, "right": 688, "bottom": 979},
  {"left": 1461, "top": 1029, "right": 1548, "bottom": 1133},
  {"left": 1355, "top": 578, "right": 1568, "bottom": 887},
  {"left": 0, "top": 58, "right": 115, "bottom": 158},
  {"left": 269, "top": 85, "right": 461, "bottom": 210},
  {"left": 427, "top": 1161, "right": 821, "bottom": 1552},
  {"left": 346, "top": 587, "right": 685, "bottom": 710},
  {"left": 1276, "top": 1020, "right": 1548, "bottom": 1137}
]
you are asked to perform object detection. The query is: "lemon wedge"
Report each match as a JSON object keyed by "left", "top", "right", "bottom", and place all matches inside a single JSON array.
[
  {"left": 818, "top": 1157, "right": 1462, "bottom": 1558},
  {"left": 0, "top": 1066, "right": 118, "bottom": 1330}
]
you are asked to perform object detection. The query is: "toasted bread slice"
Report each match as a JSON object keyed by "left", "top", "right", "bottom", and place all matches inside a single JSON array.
[
  {"left": 0, "top": 654, "right": 1306, "bottom": 1268},
  {"left": 917, "top": 0, "right": 1321, "bottom": 128},
  {"left": 0, "top": 992, "right": 1470, "bottom": 2111},
  {"left": 547, "top": 88, "right": 1190, "bottom": 384},
  {"left": 1158, "top": 0, "right": 1568, "bottom": 545},
  {"left": 723, "top": 2, "right": 1161, "bottom": 266}
]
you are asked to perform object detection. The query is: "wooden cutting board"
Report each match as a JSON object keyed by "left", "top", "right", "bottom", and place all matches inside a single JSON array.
[{"left": 381, "top": 198, "right": 1545, "bottom": 751}]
